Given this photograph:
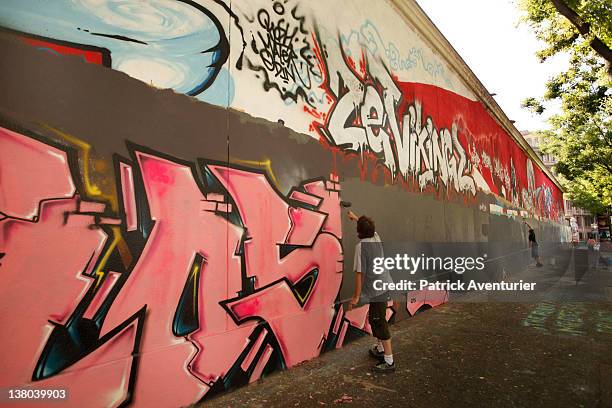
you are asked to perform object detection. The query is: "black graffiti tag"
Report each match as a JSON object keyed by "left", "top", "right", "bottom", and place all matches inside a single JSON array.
[
  {"left": 257, "top": 8, "right": 302, "bottom": 83},
  {"left": 248, "top": 1, "right": 321, "bottom": 105}
]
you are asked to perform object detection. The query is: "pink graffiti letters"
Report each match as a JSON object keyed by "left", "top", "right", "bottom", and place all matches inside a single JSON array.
[
  {"left": 0, "top": 127, "right": 354, "bottom": 407},
  {"left": 0, "top": 127, "right": 143, "bottom": 406}
]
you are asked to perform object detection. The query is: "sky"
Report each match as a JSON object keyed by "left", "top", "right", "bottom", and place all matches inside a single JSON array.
[{"left": 416, "top": 0, "right": 568, "bottom": 132}]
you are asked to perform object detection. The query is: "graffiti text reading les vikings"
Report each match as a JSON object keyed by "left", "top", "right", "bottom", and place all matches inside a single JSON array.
[{"left": 319, "top": 40, "right": 475, "bottom": 194}]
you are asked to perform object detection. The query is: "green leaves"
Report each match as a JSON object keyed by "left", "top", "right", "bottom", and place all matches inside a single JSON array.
[
  {"left": 521, "top": 97, "right": 545, "bottom": 114},
  {"left": 518, "top": 0, "right": 611, "bottom": 214}
]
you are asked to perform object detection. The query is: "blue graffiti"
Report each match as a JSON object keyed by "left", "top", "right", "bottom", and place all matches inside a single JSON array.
[
  {"left": 337, "top": 20, "right": 455, "bottom": 89},
  {"left": 0, "top": 0, "right": 234, "bottom": 106}
]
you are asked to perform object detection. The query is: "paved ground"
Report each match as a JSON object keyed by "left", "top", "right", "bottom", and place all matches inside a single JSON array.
[{"left": 199, "top": 250, "right": 612, "bottom": 408}]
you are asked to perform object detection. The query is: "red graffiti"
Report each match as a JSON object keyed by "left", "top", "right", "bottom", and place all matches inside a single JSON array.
[
  {"left": 309, "top": 36, "right": 564, "bottom": 220},
  {"left": 19, "top": 35, "right": 111, "bottom": 66}
]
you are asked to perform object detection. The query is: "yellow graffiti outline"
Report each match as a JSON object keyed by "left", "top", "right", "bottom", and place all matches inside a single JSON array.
[
  {"left": 40, "top": 125, "right": 132, "bottom": 282},
  {"left": 93, "top": 226, "right": 122, "bottom": 289},
  {"left": 230, "top": 157, "right": 280, "bottom": 189},
  {"left": 41, "top": 124, "right": 118, "bottom": 211},
  {"left": 293, "top": 273, "right": 316, "bottom": 304},
  {"left": 191, "top": 261, "right": 201, "bottom": 313}
]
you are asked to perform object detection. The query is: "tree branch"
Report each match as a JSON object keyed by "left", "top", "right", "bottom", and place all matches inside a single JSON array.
[
  {"left": 595, "top": 161, "right": 612, "bottom": 175},
  {"left": 550, "top": 0, "right": 612, "bottom": 75}
]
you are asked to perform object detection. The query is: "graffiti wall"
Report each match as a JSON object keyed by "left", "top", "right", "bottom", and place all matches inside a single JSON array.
[{"left": 0, "top": 0, "right": 565, "bottom": 406}]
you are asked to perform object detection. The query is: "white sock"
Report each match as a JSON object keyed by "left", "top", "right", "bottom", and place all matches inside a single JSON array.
[
  {"left": 384, "top": 354, "right": 394, "bottom": 365},
  {"left": 375, "top": 341, "right": 384, "bottom": 353}
]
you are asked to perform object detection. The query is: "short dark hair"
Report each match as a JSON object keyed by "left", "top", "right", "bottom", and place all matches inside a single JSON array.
[{"left": 357, "top": 216, "right": 375, "bottom": 239}]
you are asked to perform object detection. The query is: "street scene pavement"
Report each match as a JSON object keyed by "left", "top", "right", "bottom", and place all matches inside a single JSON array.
[{"left": 200, "top": 249, "right": 612, "bottom": 408}]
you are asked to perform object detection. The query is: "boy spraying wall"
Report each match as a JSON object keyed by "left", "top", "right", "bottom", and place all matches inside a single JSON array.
[{"left": 346, "top": 210, "right": 396, "bottom": 372}]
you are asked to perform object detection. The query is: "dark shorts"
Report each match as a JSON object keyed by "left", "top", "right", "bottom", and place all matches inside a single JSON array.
[
  {"left": 531, "top": 245, "right": 539, "bottom": 259},
  {"left": 368, "top": 301, "right": 391, "bottom": 340}
]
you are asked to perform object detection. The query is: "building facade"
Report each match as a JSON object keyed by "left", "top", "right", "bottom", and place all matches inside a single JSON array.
[
  {"left": 522, "top": 131, "right": 595, "bottom": 241},
  {"left": 0, "top": 1, "right": 567, "bottom": 406}
]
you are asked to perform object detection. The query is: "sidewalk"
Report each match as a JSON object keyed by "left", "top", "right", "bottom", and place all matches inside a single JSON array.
[
  {"left": 196, "top": 249, "right": 612, "bottom": 408},
  {"left": 198, "top": 300, "right": 611, "bottom": 408}
]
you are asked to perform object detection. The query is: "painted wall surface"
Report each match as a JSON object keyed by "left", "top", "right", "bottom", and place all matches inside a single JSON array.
[{"left": 0, "top": 1, "right": 566, "bottom": 407}]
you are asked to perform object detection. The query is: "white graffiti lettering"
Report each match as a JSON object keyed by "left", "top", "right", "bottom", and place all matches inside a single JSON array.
[{"left": 319, "top": 39, "right": 475, "bottom": 194}]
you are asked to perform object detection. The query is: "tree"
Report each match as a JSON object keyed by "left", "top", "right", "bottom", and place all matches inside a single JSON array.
[{"left": 519, "top": 0, "right": 612, "bottom": 214}]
